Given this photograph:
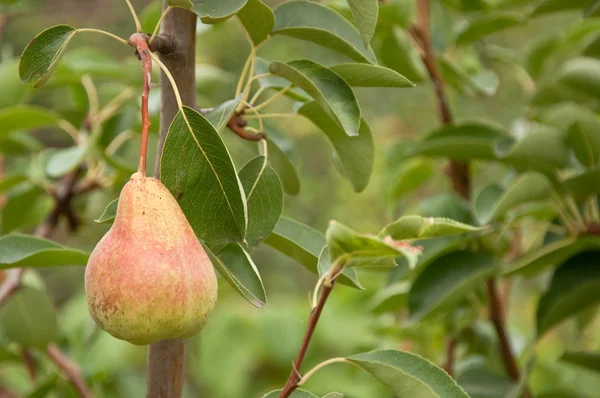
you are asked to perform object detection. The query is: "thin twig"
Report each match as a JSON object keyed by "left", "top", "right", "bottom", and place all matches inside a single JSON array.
[
  {"left": 279, "top": 281, "right": 336, "bottom": 398},
  {"left": 46, "top": 344, "right": 93, "bottom": 398},
  {"left": 227, "top": 113, "right": 266, "bottom": 141},
  {"left": 443, "top": 338, "right": 456, "bottom": 377},
  {"left": 129, "top": 33, "right": 153, "bottom": 176}
]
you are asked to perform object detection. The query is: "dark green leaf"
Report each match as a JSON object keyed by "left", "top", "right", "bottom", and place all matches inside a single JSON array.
[
  {"left": 439, "top": 57, "right": 499, "bottom": 96},
  {"left": 191, "top": 0, "right": 248, "bottom": 23},
  {"left": 0, "top": 105, "right": 59, "bottom": 140},
  {"left": 161, "top": 106, "right": 247, "bottom": 244},
  {"left": 563, "top": 167, "right": 600, "bottom": 200},
  {"left": 531, "top": 0, "right": 591, "bottom": 16},
  {"left": 474, "top": 172, "right": 553, "bottom": 224},
  {"left": 537, "top": 251, "right": 600, "bottom": 335},
  {"left": 330, "top": 63, "right": 413, "bottom": 88},
  {"left": 0, "top": 234, "right": 89, "bottom": 269},
  {"left": 140, "top": 1, "right": 162, "bottom": 33},
  {"left": 207, "top": 243, "right": 266, "bottom": 308},
  {"left": 270, "top": 60, "right": 361, "bottom": 136},
  {"left": 2, "top": 185, "right": 53, "bottom": 233},
  {"left": 369, "top": 282, "right": 410, "bottom": 313},
  {"left": 297, "top": 101, "right": 373, "bottom": 192},
  {"left": 326, "top": 220, "right": 421, "bottom": 269},
  {"left": 386, "top": 158, "right": 434, "bottom": 203},
  {"left": 567, "top": 120, "right": 600, "bottom": 167},
  {"left": 237, "top": 0, "right": 274, "bottom": 46},
  {"left": 19, "top": 25, "right": 78, "bottom": 87},
  {"left": 380, "top": 216, "right": 481, "bottom": 240},
  {"left": 264, "top": 137, "right": 300, "bottom": 196},
  {"left": 205, "top": 98, "right": 241, "bottom": 133},
  {"left": 348, "top": 0, "right": 378, "bottom": 46},
  {"left": 254, "top": 57, "right": 310, "bottom": 101},
  {"left": 559, "top": 57, "right": 600, "bottom": 100},
  {"left": 346, "top": 350, "right": 470, "bottom": 397},
  {"left": 408, "top": 252, "right": 497, "bottom": 322},
  {"left": 413, "top": 120, "right": 513, "bottom": 161},
  {"left": 271, "top": 0, "right": 376, "bottom": 63},
  {"left": 264, "top": 216, "right": 324, "bottom": 273},
  {"left": 456, "top": 12, "right": 525, "bottom": 46},
  {"left": 377, "top": 26, "right": 427, "bottom": 82},
  {"left": 0, "top": 173, "right": 27, "bottom": 194},
  {"left": 95, "top": 198, "right": 118, "bottom": 224},
  {"left": 561, "top": 351, "right": 600, "bottom": 373},
  {"left": 504, "top": 236, "right": 600, "bottom": 276},
  {"left": 0, "top": 287, "right": 57, "bottom": 347},
  {"left": 496, "top": 128, "right": 571, "bottom": 169},
  {"left": 238, "top": 156, "right": 283, "bottom": 248}
]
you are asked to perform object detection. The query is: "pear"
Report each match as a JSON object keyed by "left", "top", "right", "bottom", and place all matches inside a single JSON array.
[{"left": 85, "top": 172, "right": 218, "bottom": 345}]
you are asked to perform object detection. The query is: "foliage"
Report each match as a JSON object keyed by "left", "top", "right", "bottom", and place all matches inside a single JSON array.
[{"left": 1, "top": 0, "right": 600, "bottom": 397}]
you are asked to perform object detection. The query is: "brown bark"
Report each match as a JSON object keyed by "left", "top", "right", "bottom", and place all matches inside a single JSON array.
[{"left": 146, "top": 3, "right": 197, "bottom": 397}]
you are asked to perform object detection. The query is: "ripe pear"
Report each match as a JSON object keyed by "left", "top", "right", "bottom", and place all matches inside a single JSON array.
[{"left": 85, "top": 172, "right": 218, "bottom": 345}]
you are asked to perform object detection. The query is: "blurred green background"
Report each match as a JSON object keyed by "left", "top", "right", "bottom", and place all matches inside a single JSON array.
[{"left": 1, "top": 1, "right": 600, "bottom": 397}]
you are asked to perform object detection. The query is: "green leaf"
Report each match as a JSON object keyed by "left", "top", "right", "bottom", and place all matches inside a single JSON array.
[
  {"left": 254, "top": 57, "right": 310, "bottom": 101},
  {"left": 567, "top": 120, "right": 600, "bottom": 167},
  {"left": 408, "top": 252, "right": 497, "bottom": 322},
  {"left": 263, "top": 390, "right": 318, "bottom": 398},
  {"left": 474, "top": 172, "right": 553, "bottom": 224},
  {"left": 317, "top": 247, "right": 363, "bottom": 289},
  {"left": 503, "top": 236, "right": 600, "bottom": 276},
  {"left": 140, "top": 1, "right": 163, "bottom": 33},
  {"left": 161, "top": 106, "right": 247, "bottom": 244},
  {"left": 412, "top": 120, "right": 513, "bottom": 161},
  {"left": 439, "top": 57, "right": 499, "bottom": 97},
  {"left": 0, "top": 234, "right": 89, "bottom": 269},
  {"left": 386, "top": 158, "right": 434, "bottom": 203},
  {"left": 238, "top": 156, "right": 283, "bottom": 248},
  {"left": 348, "top": 0, "right": 378, "bottom": 46},
  {"left": 207, "top": 243, "right": 266, "bottom": 308},
  {"left": 537, "top": 251, "right": 600, "bottom": 335},
  {"left": 2, "top": 185, "right": 53, "bottom": 233},
  {"left": 0, "top": 173, "right": 27, "bottom": 194},
  {"left": 271, "top": 0, "right": 376, "bottom": 63},
  {"left": 559, "top": 57, "right": 600, "bottom": 100},
  {"left": 562, "top": 167, "right": 600, "bottom": 200},
  {"left": 377, "top": 26, "right": 427, "bottom": 82},
  {"left": 168, "top": 0, "right": 193, "bottom": 9},
  {"left": 0, "top": 59, "right": 28, "bottom": 108},
  {"left": 95, "top": 198, "right": 118, "bottom": 224},
  {"left": 326, "top": 220, "right": 421, "bottom": 269},
  {"left": 191, "top": 0, "right": 248, "bottom": 23},
  {"left": 322, "top": 394, "right": 343, "bottom": 398},
  {"left": 0, "top": 105, "right": 59, "bottom": 140},
  {"left": 0, "top": 287, "right": 57, "bottom": 347},
  {"left": 270, "top": 60, "right": 361, "bottom": 137},
  {"left": 205, "top": 98, "right": 241, "bottom": 133},
  {"left": 346, "top": 350, "right": 470, "bottom": 397},
  {"left": 456, "top": 12, "right": 525, "bottom": 46},
  {"left": 380, "top": 216, "right": 481, "bottom": 240},
  {"left": 44, "top": 146, "right": 85, "bottom": 178},
  {"left": 265, "top": 216, "right": 324, "bottom": 270},
  {"left": 19, "top": 25, "right": 78, "bottom": 87},
  {"left": 330, "top": 63, "right": 413, "bottom": 88},
  {"left": 496, "top": 128, "right": 571, "bottom": 169},
  {"left": 264, "top": 137, "right": 300, "bottom": 196},
  {"left": 369, "top": 282, "right": 410, "bottom": 313},
  {"left": 297, "top": 101, "right": 373, "bottom": 192},
  {"left": 531, "top": 0, "right": 591, "bottom": 17},
  {"left": 457, "top": 368, "right": 516, "bottom": 398},
  {"left": 237, "top": 0, "right": 274, "bottom": 46},
  {"left": 561, "top": 351, "right": 600, "bottom": 373}
]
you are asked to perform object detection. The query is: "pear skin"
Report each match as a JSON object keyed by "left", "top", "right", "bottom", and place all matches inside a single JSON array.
[{"left": 85, "top": 172, "right": 217, "bottom": 345}]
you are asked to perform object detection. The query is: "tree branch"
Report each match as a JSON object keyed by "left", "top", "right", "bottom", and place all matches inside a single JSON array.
[
  {"left": 147, "top": 3, "right": 197, "bottom": 397},
  {"left": 413, "top": 0, "right": 521, "bottom": 385},
  {"left": 46, "top": 344, "right": 93, "bottom": 398},
  {"left": 227, "top": 113, "right": 266, "bottom": 141},
  {"left": 279, "top": 281, "right": 336, "bottom": 398}
]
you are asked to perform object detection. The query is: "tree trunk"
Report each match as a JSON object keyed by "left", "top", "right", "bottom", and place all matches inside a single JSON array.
[{"left": 146, "top": 3, "right": 197, "bottom": 398}]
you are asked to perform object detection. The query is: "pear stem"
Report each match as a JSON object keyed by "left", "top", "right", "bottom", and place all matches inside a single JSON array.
[{"left": 129, "top": 33, "right": 153, "bottom": 176}]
